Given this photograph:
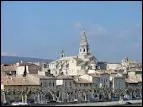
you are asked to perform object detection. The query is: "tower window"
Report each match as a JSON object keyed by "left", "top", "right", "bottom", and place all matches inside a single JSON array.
[
  {"left": 83, "top": 49, "right": 85, "bottom": 52},
  {"left": 80, "top": 49, "right": 82, "bottom": 52}
]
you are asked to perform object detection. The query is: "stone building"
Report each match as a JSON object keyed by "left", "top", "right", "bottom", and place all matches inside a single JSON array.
[
  {"left": 1, "top": 74, "right": 40, "bottom": 103},
  {"left": 1, "top": 62, "right": 41, "bottom": 76},
  {"left": 1, "top": 64, "right": 17, "bottom": 76},
  {"left": 125, "top": 67, "right": 142, "bottom": 99},
  {"left": 125, "top": 79, "right": 142, "bottom": 99},
  {"left": 47, "top": 31, "right": 98, "bottom": 77},
  {"left": 39, "top": 75, "right": 75, "bottom": 103}
]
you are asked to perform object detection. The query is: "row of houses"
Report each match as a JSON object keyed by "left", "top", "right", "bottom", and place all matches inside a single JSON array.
[{"left": 1, "top": 63, "right": 142, "bottom": 103}]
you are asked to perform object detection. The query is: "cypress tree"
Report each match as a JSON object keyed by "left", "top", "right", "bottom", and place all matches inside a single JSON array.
[{"left": 23, "top": 65, "right": 27, "bottom": 77}]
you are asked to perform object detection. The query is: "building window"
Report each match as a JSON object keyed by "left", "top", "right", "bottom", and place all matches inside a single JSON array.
[
  {"left": 84, "top": 84, "right": 88, "bottom": 87},
  {"left": 49, "top": 82, "right": 51, "bottom": 86},
  {"left": 44, "top": 82, "right": 46, "bottom": 87},
  {"left": 70, "top": 82, "right": 72, "bottom": 86},
  {"left": 65, "top": 81, "right": 67, "bottom": 86},
  {"left": 53, "top": 82, "right": 54, "bottom": 87}
]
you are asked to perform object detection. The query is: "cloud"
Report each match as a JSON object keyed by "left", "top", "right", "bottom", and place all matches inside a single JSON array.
[
  {"left": 74, "top": 22, "right": 106, "bottom": 36},
  {"left": 87, "top": 24, "right": 106, "bottom": 37},
  {"left": 74, "top": 22, "right": 82, "bottom": 30},
  {"left": 1, "top": 52, "right": 16, "bottom": 56}
]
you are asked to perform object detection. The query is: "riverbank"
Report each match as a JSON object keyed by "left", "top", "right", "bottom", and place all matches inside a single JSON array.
[{"left": 56, "top": 100, "right": 142, "bottom": 106}]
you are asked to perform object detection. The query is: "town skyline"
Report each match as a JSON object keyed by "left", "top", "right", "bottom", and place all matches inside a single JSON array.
[{"left": 1, "top": 1, "right": 142, "bottom": 62}]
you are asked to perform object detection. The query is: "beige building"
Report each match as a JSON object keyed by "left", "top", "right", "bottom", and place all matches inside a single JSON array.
[
  {"left": 1, "top": 74, "right": 40, "bottom": 103},
  {"left": 39, "top": 75, "right": 75, "bottom": 103},
  {"left": 125, "top": 67, "right": 142, "bottom": 99},
  {"left": 1, "top": 62, "right": 41, "bottom": 76},
  {"left": 125, "top": 79, "right": 142, "bottom": 99},
  {"left": 1, "top": 64, "right": 17, "bottom": 76}
]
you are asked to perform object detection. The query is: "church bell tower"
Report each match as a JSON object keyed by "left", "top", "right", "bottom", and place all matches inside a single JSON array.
[
  {"left": 78, "top": 31, "right": 89, "bottom": 59},
  {"left": 60, "top": 50, "right": 65, "bottom": 58}
]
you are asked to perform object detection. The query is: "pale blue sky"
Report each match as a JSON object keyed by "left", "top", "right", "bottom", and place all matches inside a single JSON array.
[{"left": 1, "top": 1, "right": 142, "bottom": 62}]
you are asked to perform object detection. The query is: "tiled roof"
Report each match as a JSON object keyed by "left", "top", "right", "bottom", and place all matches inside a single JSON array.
[
  {"left": 88, "top": 73, "right": 100, "bottom": 77},
  {"left": 1, "top": 75, "right": 40, "bottom": 86},
  {"left": 74, "top": 78, "right": 92, "bottom": 83},
  {"left": 73, "top": 74, "right": 93, "bottom": 83},
  {"left": 128, "top": 68, "right": 142, "bottom": 72},
  {"left": 125, "top": 77, "right": 142, "bottom": 83},
  {"left": 1, "top": 63, "right": 41, "bottom": 75},
  {"left": 125, "top": 79, "right": 138, "bottom": 83},
  {"left": 56, "top": 75, "right": 73, "bottom": 79},
  {"left": 28, "top": 64, "right": 41, "bottom": 74},
  {"left": 91, "top": 74, "right": 100, "bottom": 77},
  {"left": 105, "top": 70, "right": 117, "bottom": 74},
  {"left": 1, "top": 65, "right": 17, "bottom": 72},
  {"left": 20, "top": 63, "right": 41, "bottom": 74}
]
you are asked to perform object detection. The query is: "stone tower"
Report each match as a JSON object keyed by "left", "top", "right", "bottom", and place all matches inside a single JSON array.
[
  {"left": 60, "top": 50, "right": 65, "bottom": 58},
  {"left": 78, "top": 31, "right": 89, "bottom": 59}
]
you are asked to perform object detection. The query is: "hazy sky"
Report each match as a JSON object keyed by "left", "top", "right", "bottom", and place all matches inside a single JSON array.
[{"left": 1, "top": 1, "right": 142, "bottom": 62}]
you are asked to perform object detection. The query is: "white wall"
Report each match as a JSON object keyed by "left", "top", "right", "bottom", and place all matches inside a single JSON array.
[
  {"left": 16, "top": 66, "right": 29, "bottom": 75},
  {"left": 56, "top": 80, "right": 63, "bottom": 85},
  {"left": 88, "top": 70, "right": 96, "bottom": 74},
  {"left": 49, "top": 57, "right": 85, "bottom": 76},
  {"left": 80, "top": 74, "right": 93, "bottom": 82},
  {"left": 1, "top": 84, "right": 4, "bottom": 90},
  {"left": 107, "top": 64, "right": 121, "bottom": 70},
  {"left": 38, "top": 70, "right": 46, "bottom": 76},
  {"left": 128, "top": 71, "right": 136, "bottom": 79}
]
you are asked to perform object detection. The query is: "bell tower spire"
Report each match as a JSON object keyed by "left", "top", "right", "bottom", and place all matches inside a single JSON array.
[{"left": 78, "top": 30, "right": 89, "bottom": 59}]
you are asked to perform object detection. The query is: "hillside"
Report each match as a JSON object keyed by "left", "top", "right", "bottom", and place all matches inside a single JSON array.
[{"left": 1, "top": 56, "right": 52, "bottom": 64}]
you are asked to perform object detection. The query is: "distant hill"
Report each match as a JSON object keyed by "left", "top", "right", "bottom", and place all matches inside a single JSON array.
[{"left": 1, "top": 56, "right": 53, "bottom": 64}]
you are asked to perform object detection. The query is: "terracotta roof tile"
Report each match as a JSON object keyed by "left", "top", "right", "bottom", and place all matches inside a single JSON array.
[
  {"left": 1, "top": 75, "right": 40, "bottom": 86},
  {"left": 1, "top": 65, "right": 17, "bottom": 72}
]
